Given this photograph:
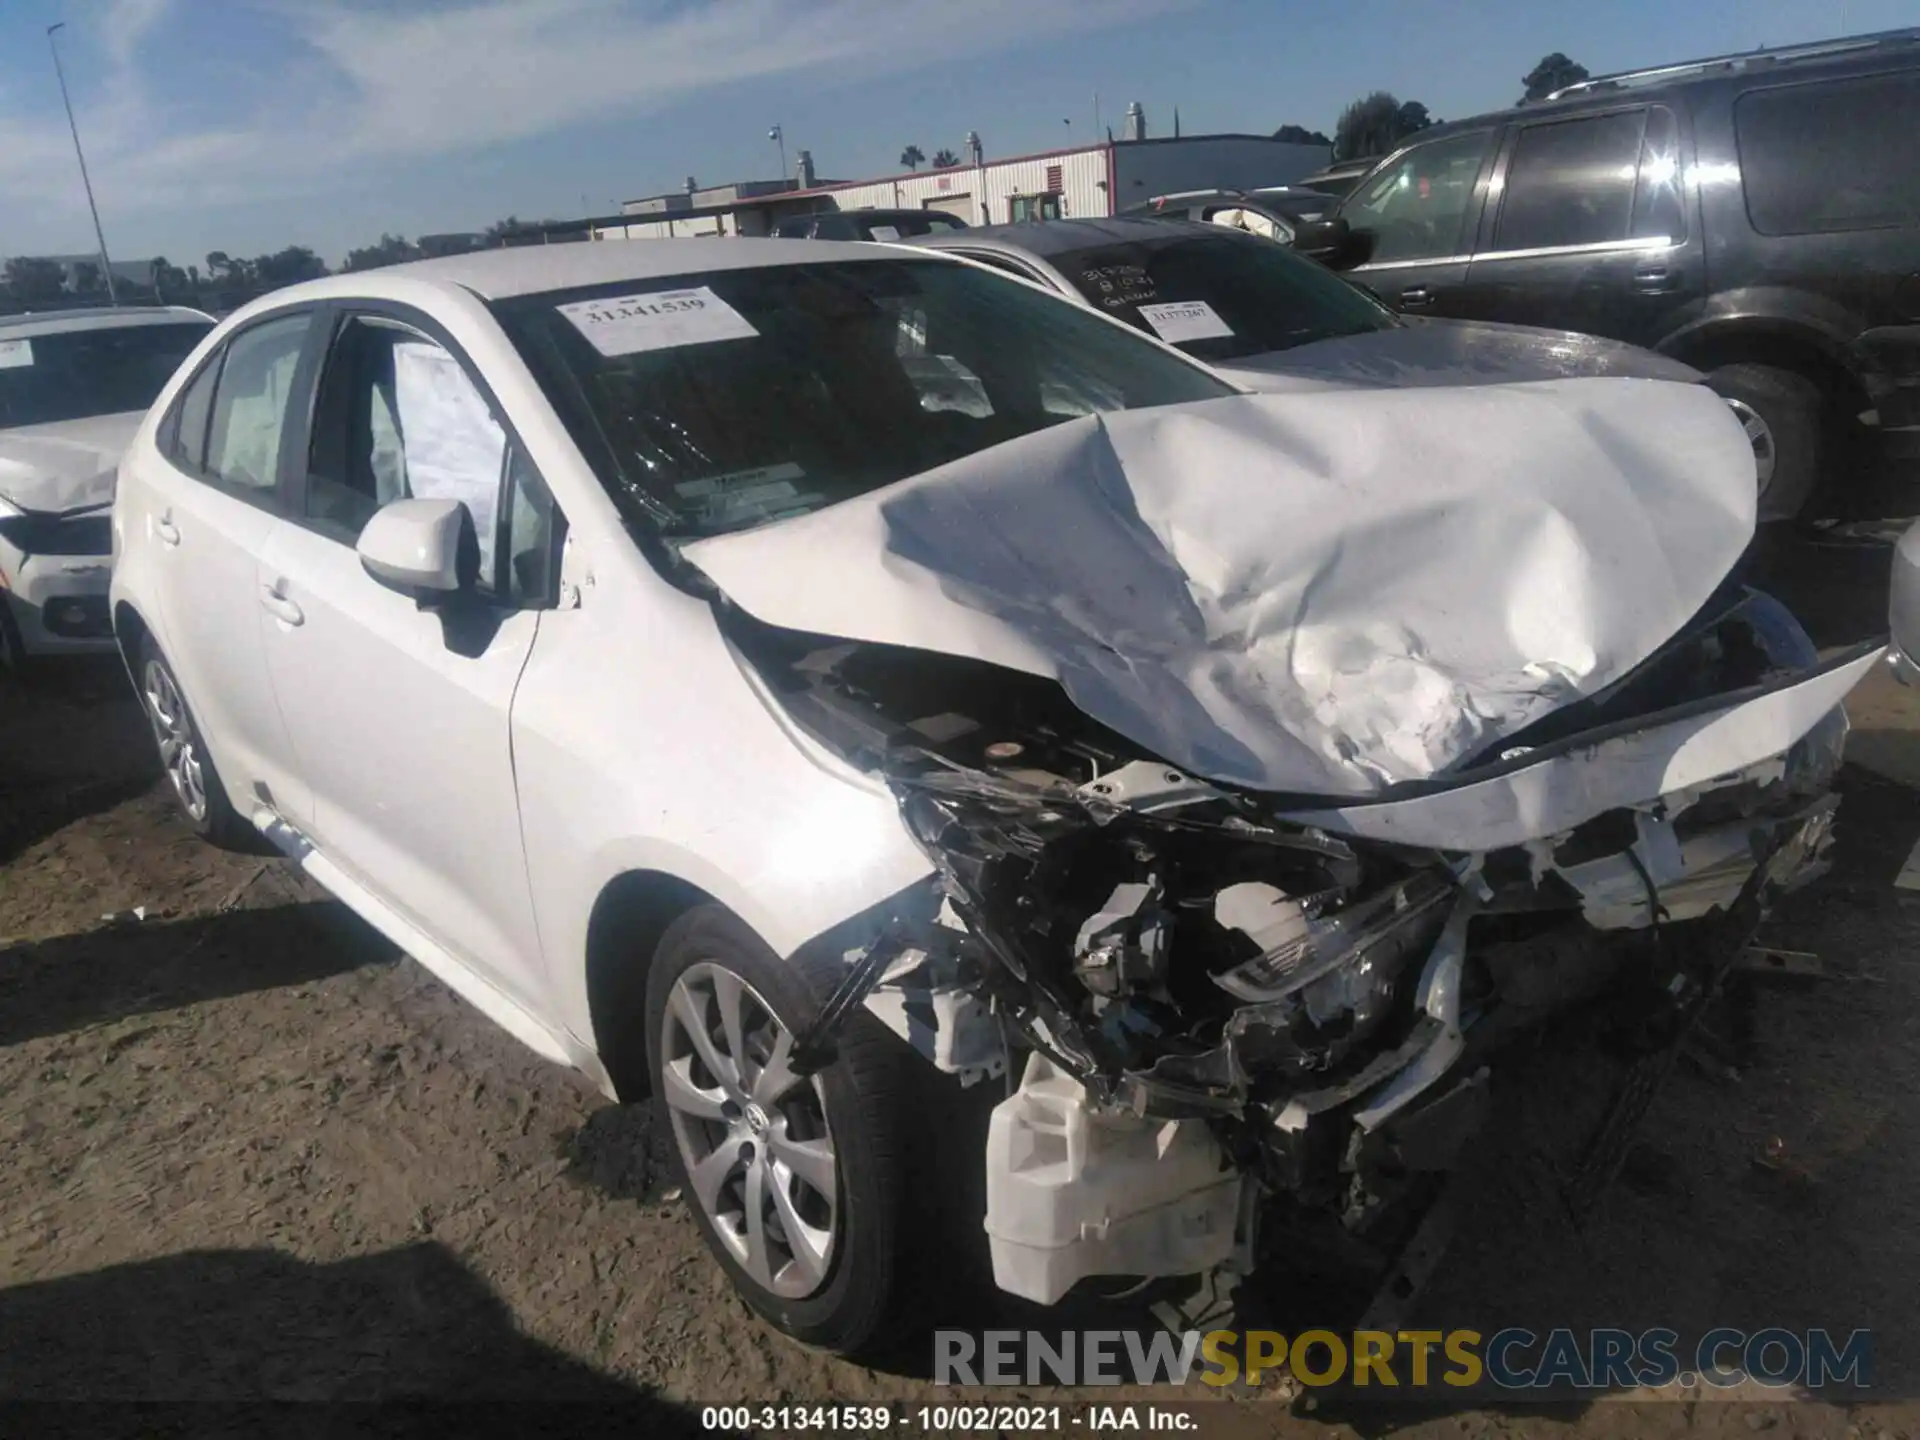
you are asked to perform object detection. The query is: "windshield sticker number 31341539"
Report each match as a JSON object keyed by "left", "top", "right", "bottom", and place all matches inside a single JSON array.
[{"left": 557, "top": 286, "right": 760, "bottom": 358}]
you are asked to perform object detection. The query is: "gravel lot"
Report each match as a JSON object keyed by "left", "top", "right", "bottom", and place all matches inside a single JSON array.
[{"left": 2, "top": 529, "right": 1918, "bottom": 1438}]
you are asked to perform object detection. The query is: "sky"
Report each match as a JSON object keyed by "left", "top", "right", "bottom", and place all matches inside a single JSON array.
[{"left": 1, "top": 0, "right": 1916, "bottom": 269}]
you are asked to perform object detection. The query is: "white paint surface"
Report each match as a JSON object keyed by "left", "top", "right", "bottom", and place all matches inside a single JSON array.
[{"left": 685, "top": 379, "right": 1764, "bottom": 797}]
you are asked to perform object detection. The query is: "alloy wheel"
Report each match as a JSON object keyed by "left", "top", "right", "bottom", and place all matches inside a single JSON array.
[
  {"left": 660, "top": 961, "right": 839, "bottom": 1299},
  {"left": 1724, "top": 397, "right": 1778, "bottom": 498},
  {"left": 142, "top": 658, "right": 208, "bottom": 823}
]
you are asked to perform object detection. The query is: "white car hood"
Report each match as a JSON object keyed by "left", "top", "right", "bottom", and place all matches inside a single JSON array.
[
  {"left": 684, "top": 379, "right": 1759, "bottom": 799},
  {"left": 0, "top": 411, "right": 144, "bottom": 514}
]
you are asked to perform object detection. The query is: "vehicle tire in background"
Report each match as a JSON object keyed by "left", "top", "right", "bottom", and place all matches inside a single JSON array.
[
  {"left": 1705, "top": 362, "right": 1826, "bottom": 521},
  {"left": 646, "top": 903, "right": 907, "bottom": 1356},
  {"left": 136, "top": 635, "right": 257, "bottom": 850}
]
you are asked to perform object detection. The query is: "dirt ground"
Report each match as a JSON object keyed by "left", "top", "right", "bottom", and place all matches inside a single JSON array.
[{"left": 3, "top": 526, "right": 1919, "bottom": 1438}]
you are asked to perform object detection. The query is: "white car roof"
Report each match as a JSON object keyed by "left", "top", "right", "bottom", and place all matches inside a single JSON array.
[
  {"left": 0, "top": 305, "right": 215, "bottom": 339},
  {"left": 311, "top": 237, "right": 929, "bottom": 304}
]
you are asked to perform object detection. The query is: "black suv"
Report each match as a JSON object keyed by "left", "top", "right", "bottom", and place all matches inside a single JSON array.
[
  {"left": 1295, "top": 28, "right": 1920, "bottom": 520},
  {"left": 772, "top": 208, "right": 968, "bottom": 241}
]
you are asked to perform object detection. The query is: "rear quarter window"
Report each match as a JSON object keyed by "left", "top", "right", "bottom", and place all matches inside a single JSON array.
[{"left": 1735, "top": 70, "right": 1920, "bottom": 235}]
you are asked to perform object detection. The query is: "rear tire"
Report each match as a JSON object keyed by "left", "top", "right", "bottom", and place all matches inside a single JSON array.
[
  {"left": 1705, "top": 362, "right": 1826, "bottom": 521},
  {"left": 646, "top": 904, "right": 907, "bottom": 1355},
  {"left": 136, "top": 635, "right": 257, "bottom": 851}
]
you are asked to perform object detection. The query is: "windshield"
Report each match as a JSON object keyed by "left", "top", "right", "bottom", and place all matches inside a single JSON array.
[
  {"left": 1050, "top": 234, "right": 1395, "bottom": 362},
  {"left": 856, "top": 214, "right": 963, "bottom": 239},
  {"left": 492, "top": 258, "right": 1232, "bottom": 541},
  {"left": 0, "top": 320, "right": 213, "bottom": 430}
]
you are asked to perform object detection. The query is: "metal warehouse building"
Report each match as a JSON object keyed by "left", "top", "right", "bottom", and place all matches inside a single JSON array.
[{"left": 599, "top": 109, "right": 1329, "bottom": 239}]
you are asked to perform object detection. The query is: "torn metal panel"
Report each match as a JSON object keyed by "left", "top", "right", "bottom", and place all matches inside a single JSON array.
[
  {"left": 1280, "top": 646, "right": 1880, "bottom": 850},
  {"left": 687, "top": 379, "right": 1758, "bottom": 798}
]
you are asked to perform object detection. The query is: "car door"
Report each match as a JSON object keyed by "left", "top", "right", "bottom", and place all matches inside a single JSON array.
[
  {"left": 256, "top": 306, "right": 561, "bottom": 1008},
  {"left": 1340, "top": 127, "right": 1501, "bottom": 316},
  {"left": 1456, "top": 104, "right": 1706, "bottom": 346},
  {"left": 127, "top": 309, "right": 319, "bottom": 821}
]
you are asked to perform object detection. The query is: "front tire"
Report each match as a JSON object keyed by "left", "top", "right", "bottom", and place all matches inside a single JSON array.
[
  {"left": 646, "top": 904, "right": 905, "bottom": 1355},
  {"left": 137, "top": 636, "right": 256, "bottom": 850},
  {"left": 1706, "top": 362, "right": 1826, "bottom": 521}
]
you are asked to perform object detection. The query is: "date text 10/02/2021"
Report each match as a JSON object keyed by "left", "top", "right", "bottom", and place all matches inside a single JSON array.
[{"left": 701, "top": 1407, "right": 1197, "bottom": 1432}]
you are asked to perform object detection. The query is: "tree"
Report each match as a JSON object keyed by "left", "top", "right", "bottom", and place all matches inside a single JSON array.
[
  {"left": 251, "top": 246, "right": 327, "bottom": 288},
  {"left": 149, "top": 256, "right": 190, "bottom": 302},
  {"left": 343, "top": 233, "right": 420, "bottom": 272},
  {"left": 899, "top": 144, "right": 925, "bottom": 171},
  {"left": 205, "top": 250, "right": 234, "bottom": 281},
  {"left": 1332, "top": 90, "right": 1434, "bottom": 162},
  {"left": 1273, "top": 124, "right": 1332, "bottom": 147},
  {"left": 2, "top": 256, "right": 67, "bottom": 305},
  {"left": 1522, "top": 52, "right": 1590, "bottom": 101},
  {"left": 931, "top": 147, "right": 959, "bottom": 168},
  {"left": 71, "top": 261, "right": 103, "bottom": 296},
  {"left": 482, "top": 215, "right": 581, "bottom": 247}
]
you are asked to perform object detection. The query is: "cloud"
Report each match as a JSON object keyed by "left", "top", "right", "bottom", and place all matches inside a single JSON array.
[
  {"left": 99, "top": 0, "right": 173, "bottom": 74},
  {"left": 1, "top": 0, "right": 1188, "bottom": 246}
]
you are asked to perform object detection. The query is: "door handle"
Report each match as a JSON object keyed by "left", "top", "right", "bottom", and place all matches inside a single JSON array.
[
  {"left": 1633, "top": 265, "right": 1675, "bottom": 294},
  {"left": 1398, "top": 286, "right": 1435, "bottom": 309},
  {"left": 154, "top": 512, "right": 180, "bottom": 547},
  {"left": 258, "top": 582, "right": 304, "bottom": 627}
]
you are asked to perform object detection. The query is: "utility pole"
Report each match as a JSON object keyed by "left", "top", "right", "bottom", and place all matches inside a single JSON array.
[{"left": 48, "top": 23, "right": 117, "bottom": 305}]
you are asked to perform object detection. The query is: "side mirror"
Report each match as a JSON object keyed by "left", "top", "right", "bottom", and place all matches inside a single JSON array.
[
  {"left": 357, "top": 497, "right": 479, "bottom": 605},
  {"left": 1291, "top": 216, "right": 1370, "bottom": 268}
]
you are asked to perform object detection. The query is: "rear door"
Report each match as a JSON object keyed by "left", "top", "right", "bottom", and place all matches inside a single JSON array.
[
  {"left": 1341, "top": 127, "right": 1502, "bottom": 316},
  {"left": 1457, "top": 104, "right": 1706, "bottom": 345},
  {"left": 123, "top": 309, "right": 319, "bottom": 820},
  {"left": 1712, "top": 66, "right": 1920, "bottom": 426},
  {"left": 255, "top": 305, "right": 560, "bottom": 1008}
]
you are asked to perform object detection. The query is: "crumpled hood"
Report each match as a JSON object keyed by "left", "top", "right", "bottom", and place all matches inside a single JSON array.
[
  {"left": 0, "top": 411, "right": 144, "bottom": 513},
  {"left": 1214, "top": 317, "right": 1704, "bottom": 394},
  {"left": 684, "top": 379, "right": 1757, "bottom": 798}
]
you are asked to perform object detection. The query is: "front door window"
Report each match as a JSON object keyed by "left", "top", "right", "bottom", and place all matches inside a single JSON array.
[{"left": 1344, "top": 130, "right": 1495, "bottom": 264}]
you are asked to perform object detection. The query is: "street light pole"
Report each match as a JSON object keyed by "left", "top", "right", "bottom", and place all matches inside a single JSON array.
[
  {"left": 769, "top": 124, "right": 787, "bottom": 180},
  {"left": 47, "top": 23, "right": 117, "bottom": 305}
]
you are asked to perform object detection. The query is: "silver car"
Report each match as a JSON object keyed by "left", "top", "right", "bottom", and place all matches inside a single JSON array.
[{"left": 0, "top": 305, "right": 215, "bottom": 669}]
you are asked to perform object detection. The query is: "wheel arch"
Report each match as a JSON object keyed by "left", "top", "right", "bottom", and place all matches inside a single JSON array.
[
  {"left": 1659, "top": 316, "right": 1871, "bottom": 419},
  {"left": 111, "top": 599, "right": 152, "bottom": 687},
  {"left": 584, "top": 868, "right": 717, "bottom": 1101}
]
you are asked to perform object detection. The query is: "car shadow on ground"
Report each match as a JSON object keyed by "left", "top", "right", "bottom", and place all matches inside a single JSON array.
[
  {"left": 0, "top": 902, "right": 396, "bottom": 1050},
  {"left": 0, "top": 1240, "right": 696, "bottom": 1433}
]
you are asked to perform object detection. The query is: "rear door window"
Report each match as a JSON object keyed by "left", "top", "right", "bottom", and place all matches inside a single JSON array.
[
  {"left": 1736, "top": 71, "right": 1920, "bottom": 235},
  {"left": 202, "top": 313, "right": 312, "bottom": 498},
  {"left": 1494, "top": 109, "right": 1648, "bottom": 251}
]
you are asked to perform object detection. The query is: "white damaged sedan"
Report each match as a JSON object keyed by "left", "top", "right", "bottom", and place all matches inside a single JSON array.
[{"left": 110, "top": 240, "right": 1880, "bottom": 1352}]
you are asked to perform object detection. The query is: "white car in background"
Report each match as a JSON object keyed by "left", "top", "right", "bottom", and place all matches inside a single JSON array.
[
  {"left": 0, "top": 305, "right": 215, "bottom": 670},
  {"left": 110, "top": 240, "right": 1872, "bottom": 1354}
]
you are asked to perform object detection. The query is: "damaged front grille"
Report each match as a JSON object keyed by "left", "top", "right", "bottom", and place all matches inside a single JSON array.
[{"left": 721, "top": 582, "right": 1850, "bottom": 1279}]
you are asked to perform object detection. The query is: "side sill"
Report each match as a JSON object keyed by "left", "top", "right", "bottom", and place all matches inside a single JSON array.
[{"left": 251, "top": 808, "right": 618, "bottom": 1098}]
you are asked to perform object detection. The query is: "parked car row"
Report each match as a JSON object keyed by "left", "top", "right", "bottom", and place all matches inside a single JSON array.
[{"left": 94, "top": 232, "right": 1876, "bottom": 1354}]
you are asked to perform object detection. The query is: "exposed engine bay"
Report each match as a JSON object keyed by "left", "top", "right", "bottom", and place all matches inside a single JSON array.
[{"left": 721, "top": 580, "right": 1864, "bottom": 1307}]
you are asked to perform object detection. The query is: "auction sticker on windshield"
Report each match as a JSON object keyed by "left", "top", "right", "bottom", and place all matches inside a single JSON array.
[
  {"left": 1137, "top": 300, "right": 1234, "bottom": 344},
  {"left": 557, "top": 287, "right": 759, "bottom": 357},
  {"left": 0, "top": 339, "right": 34, "bottom": 370}
]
